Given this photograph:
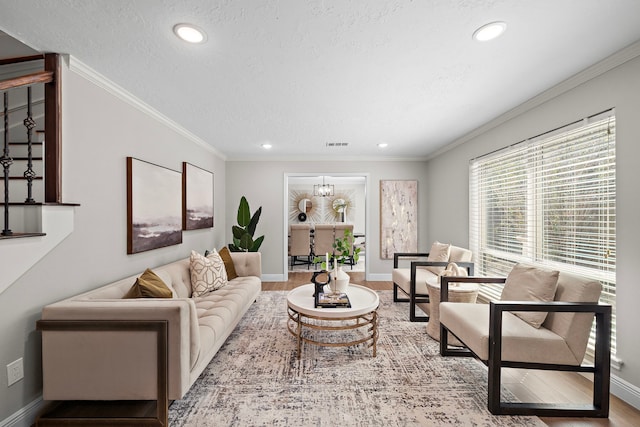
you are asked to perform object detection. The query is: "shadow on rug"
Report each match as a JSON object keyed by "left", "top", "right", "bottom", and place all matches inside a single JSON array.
[{"left": 169, "top": 291, "right": 545, "bottom": 426}]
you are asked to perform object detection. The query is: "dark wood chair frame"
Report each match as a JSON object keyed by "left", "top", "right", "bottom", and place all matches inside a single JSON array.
[
  {"left": 439, "top": 276, "right": 612, "bottom": 418},
  {"left": 35, "top": 319, "right": 169, "bottom": 426},
  {"left": 392, "top": 252, "right": 474, "bottom": 322},
  {"left": 291, "top": 252, "right": 313, "bottom": 269}
]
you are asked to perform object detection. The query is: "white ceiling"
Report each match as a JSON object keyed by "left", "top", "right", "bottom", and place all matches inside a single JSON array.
[{"left": 1, "top": 1, "right": 640, "bottom": 161}]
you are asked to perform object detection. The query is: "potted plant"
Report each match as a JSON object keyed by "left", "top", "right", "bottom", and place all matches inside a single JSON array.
[
  {"left": 228, "top": 196, "right": 264, "bottom": 252},
  {"left": 314, "top": 229, "right": 361, "bottom": 293}
]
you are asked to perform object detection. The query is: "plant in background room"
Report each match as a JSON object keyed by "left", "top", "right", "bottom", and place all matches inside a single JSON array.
[
  {"left": 229, "top": 196, "right": 264, "bottom": 252},
  {"left": 314, "top": 229, "right": 360, "bottom": 268}
]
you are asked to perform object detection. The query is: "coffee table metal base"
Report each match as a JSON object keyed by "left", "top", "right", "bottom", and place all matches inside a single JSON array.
[{"left": 287, "top": 307, "right": 378, "bottom": 358}]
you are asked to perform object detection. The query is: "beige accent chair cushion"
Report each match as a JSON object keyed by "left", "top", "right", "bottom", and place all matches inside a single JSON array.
[
  {"left": 425, "top": 241, "right": 451, "bottom": 274},
  {"left": 448, "top": 246, "right": 472, "bottom": 263},
  {"left": 500, "top": 263, "right": 559, "bottom": 328}
]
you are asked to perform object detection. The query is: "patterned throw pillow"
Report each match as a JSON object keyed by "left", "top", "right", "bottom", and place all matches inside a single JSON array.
[{"left": 190, "top": 250, "right": 228, "bottom": 297}]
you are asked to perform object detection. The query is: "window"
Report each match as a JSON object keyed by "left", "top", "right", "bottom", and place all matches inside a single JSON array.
[{"left": 469, "top": 111, "right": 616, "bottom": 355}]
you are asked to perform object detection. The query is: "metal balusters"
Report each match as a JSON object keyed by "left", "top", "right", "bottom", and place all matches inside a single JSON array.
[
  {"left": 1, "top": 92, "right": 13, "bottom": 235},
  {"left": 23, "top": 87, "right": 36, "bottom": 203}
]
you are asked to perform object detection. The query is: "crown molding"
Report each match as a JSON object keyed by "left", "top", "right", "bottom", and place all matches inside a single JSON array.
[
  {"left": 67, "top": 56, "right": 226, "bottom": 160},
  {"left": 427, "top": 39, "right": 640, "bottom": 160},
  {"left": 226, "top": 154, "right": 428, "bottom": 162}
]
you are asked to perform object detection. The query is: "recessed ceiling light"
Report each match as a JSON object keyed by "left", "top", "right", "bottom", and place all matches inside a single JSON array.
[
  {"left": 261, "top": 143, "right": 272, "bottom": 149},
  {"left": 472, "top": 21, "right": 507, "bottom": 42},
  {"left": 173, "top": 23, "right": 207, "bottom": 44},
  {"left": 377, "top": 143, "right": 388, "bottom": 148}
]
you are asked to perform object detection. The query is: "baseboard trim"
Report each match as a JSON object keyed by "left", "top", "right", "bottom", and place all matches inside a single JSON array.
[
  {"left": 0, "top": 395, "right": 44, "bottom": 427},
  {"left": 367, "top": 273, "right": 392, "bottom": 282},
  {"left": 612, "top": 373, "right": 640, "bottom": 410},
  {"left": 262, "top": 274, "right": 285, "bottom": 282}
]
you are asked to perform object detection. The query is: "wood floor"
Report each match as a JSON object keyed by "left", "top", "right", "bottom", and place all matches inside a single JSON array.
[{"left": 267, "top": 272, "right": 640, "bottom": 427}]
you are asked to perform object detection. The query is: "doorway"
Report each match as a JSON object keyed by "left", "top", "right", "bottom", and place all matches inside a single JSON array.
[{"left": 284, "top": 173, "right": 369, "bottom": 281}]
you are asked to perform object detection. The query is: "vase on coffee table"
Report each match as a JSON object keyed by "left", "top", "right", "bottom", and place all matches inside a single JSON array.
[{"left": 332, "top": 265, "right": 350, "bottom": 294}]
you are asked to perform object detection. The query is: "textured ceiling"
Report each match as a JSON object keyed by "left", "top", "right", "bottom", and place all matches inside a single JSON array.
[{"left": 1, "top": 0, "right": 640, "bottom": 160}]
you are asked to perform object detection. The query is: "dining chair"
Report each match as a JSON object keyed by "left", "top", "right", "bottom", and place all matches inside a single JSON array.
[
  {"left": 289, "top": 224, "right": 312, "bottom": 269},
  {"left": 312, "top": 224, "right": 335, "bottom": 267}
]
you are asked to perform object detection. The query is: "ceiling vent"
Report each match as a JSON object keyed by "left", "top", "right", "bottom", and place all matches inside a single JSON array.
[{"left": 325, "top": 142, "right": 349, "bottom": 147}]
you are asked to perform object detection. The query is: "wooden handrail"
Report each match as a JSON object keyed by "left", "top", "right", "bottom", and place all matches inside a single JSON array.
[
  {"left": 0, "top": 71, "right": 54, "bottom": 91},
  {"left": 0, "top": 54, "right": 43, "bottom": 66}
]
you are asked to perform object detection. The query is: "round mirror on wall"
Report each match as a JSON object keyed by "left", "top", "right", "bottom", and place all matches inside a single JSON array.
[
  {"left": 298, "top": 198, "right": 312, "bottom": 213},
  {"left": 332, "top": 198, "right": 346, "bottom": 212}
]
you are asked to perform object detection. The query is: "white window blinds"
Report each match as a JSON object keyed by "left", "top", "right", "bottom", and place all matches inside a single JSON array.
[{"left": 469, "top": 111, "right": 616, "bottom": 354}]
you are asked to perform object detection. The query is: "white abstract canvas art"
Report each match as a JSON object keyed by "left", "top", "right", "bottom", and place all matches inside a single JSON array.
[{"left": 380, "top": 180, "right": 418, "bottom": 259}]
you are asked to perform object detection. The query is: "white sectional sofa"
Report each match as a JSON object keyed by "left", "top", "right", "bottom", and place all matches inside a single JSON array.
[{"left": 38, "top": 251, "right": 261, "bottom": 401}]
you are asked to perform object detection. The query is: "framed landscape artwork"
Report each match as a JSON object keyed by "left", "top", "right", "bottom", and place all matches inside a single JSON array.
[
  {"left": 379, "top": 180, "right": 418, "bottom": 259},
  {"left": 182, "top": 162, "right": 214, "bottom": 230},
  {"left": 127, "top": 157, "right": 182, "bottom": 254}
]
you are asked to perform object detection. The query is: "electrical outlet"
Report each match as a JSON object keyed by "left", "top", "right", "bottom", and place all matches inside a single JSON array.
[{"left": 7, "top": 358, "right": 24, "bottom": 386}]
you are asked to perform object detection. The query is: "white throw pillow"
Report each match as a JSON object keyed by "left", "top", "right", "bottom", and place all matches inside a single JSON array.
[
  {"left": 190, "top": 250, "right": 228, "bottom": 297},
  {"left": 425, "top": 241, "right": 451, "bottom": 274},
  {"left": 500, "top": 263, "right": 559, "bottom": 328}
]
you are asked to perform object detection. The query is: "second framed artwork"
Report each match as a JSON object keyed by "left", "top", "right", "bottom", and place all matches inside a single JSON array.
[{"left": 182, "top": 162, "right": 214, "bottom": 230}]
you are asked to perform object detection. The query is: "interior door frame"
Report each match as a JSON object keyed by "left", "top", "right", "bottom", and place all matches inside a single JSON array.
[{"left": 283, "top": 172, "right": 370, "bottom": 282}]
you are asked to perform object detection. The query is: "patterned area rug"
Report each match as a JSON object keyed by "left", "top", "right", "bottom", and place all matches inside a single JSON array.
[{"left": 169, "top": 291, "right": 545, "bottom": 426}]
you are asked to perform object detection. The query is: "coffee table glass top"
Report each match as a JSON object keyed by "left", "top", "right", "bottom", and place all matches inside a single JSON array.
[{"left": 287, "top": 283, "right": 379, "bottom": 318}]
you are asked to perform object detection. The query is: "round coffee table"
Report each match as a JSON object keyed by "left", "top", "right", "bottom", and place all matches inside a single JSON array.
[{"left": 286, "top": 283, "right": 379, "bottom": 358}]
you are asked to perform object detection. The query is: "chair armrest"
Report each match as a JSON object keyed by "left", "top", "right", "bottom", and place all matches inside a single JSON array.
[
  {"left": 438, "top": 272, "right": 492, "bottom": 302},
  {"left": 393, "top": 252, "right": 430, "bottom": 268},
  {"left": 488, "top": 300, "right": 612, "bottom": 370}
]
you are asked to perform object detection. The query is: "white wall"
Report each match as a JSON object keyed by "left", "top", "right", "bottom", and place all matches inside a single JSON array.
[
  {"left": 426, "top": 52, "right": 640, "bottom": 405},
  {"left": 226, "top": 161, "right": 429, "bottom": 280},
  {"left": 0, "top": 59, "right": 226, "bottom": 422}
]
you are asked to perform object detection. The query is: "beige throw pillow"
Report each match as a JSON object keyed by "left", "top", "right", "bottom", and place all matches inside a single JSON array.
[
  {"left": 190, "top": 250, "right": 228, "bottom": 297},
  {"left": 425, "top": 241, "right": 451, "bottom": 274},
  {"left": 500, "top": 263, "right": 559, "bottom": 328}
]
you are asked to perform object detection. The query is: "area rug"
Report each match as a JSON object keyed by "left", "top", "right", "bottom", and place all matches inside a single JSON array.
[{"left": 168, "top": 291, "right": 545, "bottom": 426}]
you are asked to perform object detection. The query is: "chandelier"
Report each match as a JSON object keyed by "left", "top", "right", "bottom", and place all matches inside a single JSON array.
[{"left": 313, "top": 176, "right": 334, "bottom": 197}]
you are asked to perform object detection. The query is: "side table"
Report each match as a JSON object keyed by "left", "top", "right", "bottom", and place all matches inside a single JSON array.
[{"left": 426, "top": 278, "right": 479, "bottom": 345}]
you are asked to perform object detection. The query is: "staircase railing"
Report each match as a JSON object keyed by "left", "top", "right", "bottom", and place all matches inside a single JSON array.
[{"left": 0, "top": 53, "right": 61, "bottom": 237}]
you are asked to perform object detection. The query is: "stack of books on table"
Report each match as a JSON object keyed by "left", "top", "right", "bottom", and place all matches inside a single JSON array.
[{"left": 316, "top": 292, "right": 351, "bottom": 308}]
